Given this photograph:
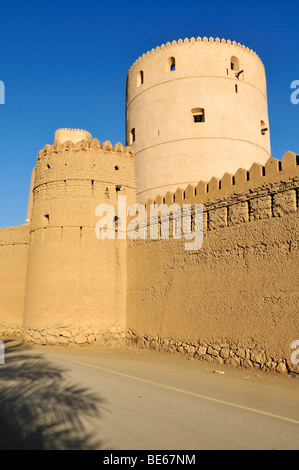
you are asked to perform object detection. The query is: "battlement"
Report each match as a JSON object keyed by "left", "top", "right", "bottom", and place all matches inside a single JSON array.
[
  {"left": 142, "top": 152, "right": 299, "bottom": 208},
  {"left": 128, "top": 36, "right": 263, "bottom": 74},
  {"left": 38, "top": 137, "right": 134, "bottom": 159}
]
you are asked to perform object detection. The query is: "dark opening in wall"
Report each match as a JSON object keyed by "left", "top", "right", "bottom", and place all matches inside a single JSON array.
[
  {"left": 130, "top": 128, "right": 135, "bottom": 144},
  {"left": 137, "top": 70, "right": 144, "bottom": 87},
  {"left": 115, "top": 185, "right": 121, "bottom": 192},
  {"left": 235, "top": 84, "right": 238, "bottom": 93},
  {"left": 192, "top": 108, "right": 205, "bottom": 123},
  {"left": 44, "top": 214, "right": 49, "bottom": 224},
  {"left": 114, "top": 166, "right": 119, "bottom": 171},
  {"left": 166, "top": 57, "right": 176, "bottom": 72},
  {"left": 231, "top": 56, "right": 239, "bottom": 71},
  {"left": 261, "top": 120, "right": 268, "bottom": 135}
]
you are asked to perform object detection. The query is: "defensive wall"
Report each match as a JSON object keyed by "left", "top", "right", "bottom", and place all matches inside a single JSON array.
[
  {"left": 0, "top": 223, "right": 30, "bottom": 336},
  {"left": 126, "top": 151, "right": 299, "bottom": 375}
]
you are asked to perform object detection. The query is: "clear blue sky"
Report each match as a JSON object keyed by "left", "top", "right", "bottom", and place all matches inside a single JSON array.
[{"left": 0, "top": 0, "right": 298, "bottom": 227}]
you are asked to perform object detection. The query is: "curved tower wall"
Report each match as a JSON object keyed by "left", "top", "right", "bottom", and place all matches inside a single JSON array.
[
  {"left": 24, "top": 130, "right": 136, "bottom": 338},
  {"left": 126, "top": 37, "right": 271, "bottom": 202}
]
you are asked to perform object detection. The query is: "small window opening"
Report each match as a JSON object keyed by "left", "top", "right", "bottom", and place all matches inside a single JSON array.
[
  {"left": 47, "top": 164, "right": 50, "bottom": 169},
  {"left": 129, "top": 128, "right": 135, "bottom": 144},
  {"left": 166, "top": 57, "right": 176, "bottom": 72},
  {"left": 230, "top": 56, "right": 239, "bottom": 71},
  {"left": 296, "top": 155, "right": 299, "bottom": 166},
  {"left": 137, "top": 70, "right": 144, "bottom": 87},
  {"left": 278, "top": 161, "right": 282, "bottom": 171},
  {"left": 115, "top": 185, "right": 121, "bottom": 192},
  {"left": 114, "top": 166, "right": 119, "bottom": 171},
  {"left": 246, "top": 171, "right": 250, "bottom": 181},
  {"left": 261, "top": 120, "right": 268, "bottom": 135},
  {"left": 44, "top": 214, "right": 49, "bottom": 224},
  {"left": 262, "top": 166, "right": 266, "bottom": 176},
  {"left": 192, "top": 108, "right": 205, "bottom": 123},
  {"left": 235, "top": 84, "right": 238, "bottom": 93},
  {"left": 232, "top": 176, "right": 235, "bottom": 185}
]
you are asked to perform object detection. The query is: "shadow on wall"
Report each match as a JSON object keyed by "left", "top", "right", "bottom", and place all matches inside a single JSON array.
[{"left": 0, "top": 339, "right": 103, "bottom": 450}]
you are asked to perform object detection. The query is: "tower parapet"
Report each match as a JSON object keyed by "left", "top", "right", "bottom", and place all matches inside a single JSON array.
[{"left": 54, "top": 128, "right": 92, "bottom": 144}]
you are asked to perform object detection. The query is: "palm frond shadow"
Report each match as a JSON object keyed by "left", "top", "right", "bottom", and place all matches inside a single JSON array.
[{"left": 0, "top": 339, "right": 103, "bottom": 450}]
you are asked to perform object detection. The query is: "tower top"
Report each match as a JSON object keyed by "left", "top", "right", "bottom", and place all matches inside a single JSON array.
[
  {"left": 128, "top": 36, "right": 263, "bottom": 74},
  {"left": 54, "top": 128, "right": 92, "bottom": 144}
]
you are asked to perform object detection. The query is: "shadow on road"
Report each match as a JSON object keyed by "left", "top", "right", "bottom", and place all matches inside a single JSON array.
[{"left": 0, "top": 339, "right": 103, "bottom": 450}]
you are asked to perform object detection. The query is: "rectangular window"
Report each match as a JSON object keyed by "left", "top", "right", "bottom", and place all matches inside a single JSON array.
[{"left": 192, "top": 108, "right": 205, "bottom": 123}]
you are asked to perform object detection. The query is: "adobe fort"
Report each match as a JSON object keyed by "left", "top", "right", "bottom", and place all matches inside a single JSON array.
[{"left": 0, "top": 37, "right": 298, "bottom": 374}]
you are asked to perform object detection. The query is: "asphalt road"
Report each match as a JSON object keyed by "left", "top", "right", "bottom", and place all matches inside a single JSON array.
[{"left": 1, "top": 340, "right": 299, "bottom": 450}]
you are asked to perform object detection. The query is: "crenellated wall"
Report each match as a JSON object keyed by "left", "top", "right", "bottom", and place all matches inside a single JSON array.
[{"left": 126, "top": 152, "right": 299, "bottom": 375}]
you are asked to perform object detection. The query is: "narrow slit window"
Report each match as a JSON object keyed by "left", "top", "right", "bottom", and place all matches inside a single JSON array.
[
  {"left": 235, "top": 84, "right": 238, "bottom": 93},
  {"left": 192, "top": 108, "right": 205, "bottom": 123},
  {"left": 137, "top": 70, "right": 144, "bottom": 87},
  {"left": 129, "top": 128, "right": 135, "bottom": 144}
]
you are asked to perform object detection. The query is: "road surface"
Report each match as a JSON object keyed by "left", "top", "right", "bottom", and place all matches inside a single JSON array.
[{"left": 0, "top": 340, "right": 298, "bottom": 450}]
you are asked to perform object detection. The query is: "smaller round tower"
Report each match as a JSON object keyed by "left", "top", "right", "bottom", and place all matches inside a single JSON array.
[{"left": 24, "top": 129, "right": 136, "bottom": 344}]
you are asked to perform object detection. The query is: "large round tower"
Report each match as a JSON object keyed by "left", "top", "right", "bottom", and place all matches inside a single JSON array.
[{"left": 126, "top": 37, "right": 271, "bottom": 202}]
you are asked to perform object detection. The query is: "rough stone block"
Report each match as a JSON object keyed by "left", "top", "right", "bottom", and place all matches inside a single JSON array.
[
  {"left": 208, "top": 207, "right": 227, "bottom": 230},
  {"left": 272, "top": 190, "right": 297, "bottom": 217},
  {"left": 228, "top": 202, "right": 249, "bottom": 225},
  {"left": 249, "top": 196, "right": 272, "bottom": 220}
]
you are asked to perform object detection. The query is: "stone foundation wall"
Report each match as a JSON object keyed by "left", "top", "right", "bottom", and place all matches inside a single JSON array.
[
  {"left": 23, "top": 326, "right": 127, "bottom": 347},
  {"left": 126, "top": 330, "right": 299, "bottom": 375}
]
